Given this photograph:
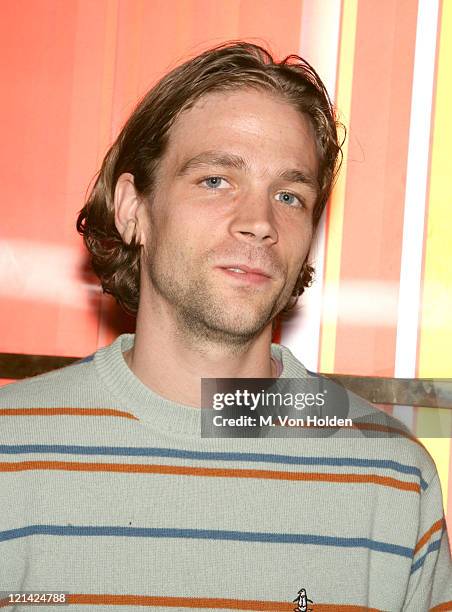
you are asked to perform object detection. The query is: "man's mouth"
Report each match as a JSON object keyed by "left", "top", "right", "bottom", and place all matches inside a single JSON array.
[
  {"left": 217, "top": 265, "right": 272, "bottom": 285},
  {"left": 219, "top": 264, "right": 272, "bottom": 278}
]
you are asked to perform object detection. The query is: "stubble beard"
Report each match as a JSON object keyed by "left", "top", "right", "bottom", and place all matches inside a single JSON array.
[{"left": 144, "top": 247, "right": 293, "bottom": 350}]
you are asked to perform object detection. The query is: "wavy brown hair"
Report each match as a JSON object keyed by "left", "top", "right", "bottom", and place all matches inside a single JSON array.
[{"left": 77, "top": 41, "right": 344, "bottom": 317}]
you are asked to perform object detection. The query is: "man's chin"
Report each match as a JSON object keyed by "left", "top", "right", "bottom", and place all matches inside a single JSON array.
[
  {"left": 175, "top": 302, "right": 273, "bottom": 344},
  {"left": 200, "top": 323, "right": 271, "bottom": 346},
  {"left": 201, "top": 308, "right": 276, "bottom": 342}
]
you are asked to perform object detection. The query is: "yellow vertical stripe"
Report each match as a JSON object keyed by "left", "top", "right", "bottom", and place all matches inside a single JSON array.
[
  {"left": 417, "top": 0, "right": 452, "bottom": 505},
  {"left": 319, "top": 0, "right": 358, "bottom": 373}
]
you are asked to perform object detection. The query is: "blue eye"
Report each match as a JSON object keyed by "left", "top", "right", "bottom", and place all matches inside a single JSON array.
[
  {"left": 202, "top": 176, "right": 227, "bottom": 189},
  {"left": 276, "top": 192, "right": 303, "bottom": 207}
]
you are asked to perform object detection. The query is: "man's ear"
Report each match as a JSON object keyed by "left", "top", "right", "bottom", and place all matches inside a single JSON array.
[{"left": 114, "top": 173, "right": 147, "bottom": 246}]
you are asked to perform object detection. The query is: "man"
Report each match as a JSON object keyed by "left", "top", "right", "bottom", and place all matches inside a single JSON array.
[{"left": 1, "top": 42, "right": 451, "bottom": 611}]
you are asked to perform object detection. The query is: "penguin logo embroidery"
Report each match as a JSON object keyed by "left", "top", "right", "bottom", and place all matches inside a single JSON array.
[{"left": 293, "top": 587, "right": 314, "bottom": 612}]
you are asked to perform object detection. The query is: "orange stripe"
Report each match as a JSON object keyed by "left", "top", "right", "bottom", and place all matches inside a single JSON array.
[
  {"left": 276, "top": 418, "right": 419, "bottom": 440},
  {"left": 0, "top": 461, "right": 420, "bottom": 492},
  {"left": 69, "top": 594, "right": 292, "bottom": 610},
  {"left": 334, "top": 0, "right": 418, "bottom": 379},
  {"left": 351, "top": 422, "right": 424, "bottom": 447},
  {"left": 430, "top": 602, "right": 452, "bottom": 612},
  {"left": 0, "top": 408, "right": 137, "bottom": 419},
  {"left": 0, "top": 594, "right": 385, "bottom": 610},
  {"left": 414, "top": 517, "right": 445, "bottom": 554},
  {"left": 277, "top": 420, "right": 424, "bottom": 448},
  {"left": 314, "top": 608, "right": 382, "bottom": 612},
  {"left": 0, "top": 409, "right": 424, "bottom": 446}
]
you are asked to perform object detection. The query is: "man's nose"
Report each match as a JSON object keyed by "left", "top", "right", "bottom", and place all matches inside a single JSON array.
[{"left": 229, "top": 191, "right": 278, "bottom": 245}]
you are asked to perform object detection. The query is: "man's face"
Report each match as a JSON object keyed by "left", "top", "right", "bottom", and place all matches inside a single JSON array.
[{"left": 141, "top": 87, "right": 319, "bottom": 345}]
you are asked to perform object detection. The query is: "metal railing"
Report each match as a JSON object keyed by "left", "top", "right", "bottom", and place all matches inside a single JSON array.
[{"left": 1, "top": 351, "right": 451, "bottom": 409}]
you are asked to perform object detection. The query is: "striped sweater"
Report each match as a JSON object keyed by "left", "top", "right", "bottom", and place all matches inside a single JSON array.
[{"left": 0, "top": 333, "right": 451, "bottom": 611}]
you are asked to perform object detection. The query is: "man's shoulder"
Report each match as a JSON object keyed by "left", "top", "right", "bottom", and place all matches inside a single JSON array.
[
  {"left": 0, "top": 336, "right": 137, "bottom": 448},
  {"left": 0, "top": 334, "right": 134, "bottom": 409},
  {"left": 344, "top": 387, "right": 439, "bottom": 483},
  {"left": 275, "top": 342, "right": 440, "bottom": 483}
]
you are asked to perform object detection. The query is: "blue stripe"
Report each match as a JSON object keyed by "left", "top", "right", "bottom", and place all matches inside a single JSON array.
[
  {"left": 410, "top": 539, "right": 442, "bottom": 573},
  {"left": 0, "top": 445, "right": 427, "bottom": 489},
  {"left": 0, "top": 524, "right": 413, "bottom": 558},
  {"left": 0, "top": 444, "right": 428, "bottom": 489},
  {"left": 74, "top": 355, "right": 94, "bottom": 364}
]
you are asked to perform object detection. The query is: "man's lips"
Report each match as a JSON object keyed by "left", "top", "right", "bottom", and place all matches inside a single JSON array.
[
  {"left": 216, "top": 264, "right": 273, "bottom": 285},
  {"left": 217, "top": 264, "right": 272, "bottom": 278}
]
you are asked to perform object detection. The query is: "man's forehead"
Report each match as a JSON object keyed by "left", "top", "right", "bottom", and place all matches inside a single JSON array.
[
  {"left": 168, "top": 87, "right": 316, "bottom": 144},
  {"left": 159, "top": 88, "right": 319, "bottom": 181}
]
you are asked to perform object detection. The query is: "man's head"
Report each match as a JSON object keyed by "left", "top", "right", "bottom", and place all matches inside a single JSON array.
[{"left": 77, "top": 42, "right": 343, "bottom": 337}]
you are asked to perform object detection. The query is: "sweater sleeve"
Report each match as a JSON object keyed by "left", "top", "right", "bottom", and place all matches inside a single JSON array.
[{"left": 403, "top": 472, "right": 452, "bottom": 611}]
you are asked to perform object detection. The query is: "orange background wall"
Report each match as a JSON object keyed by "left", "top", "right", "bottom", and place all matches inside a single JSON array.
[{"left": 1, "top": 0, "right": 451, "bottom": 534}]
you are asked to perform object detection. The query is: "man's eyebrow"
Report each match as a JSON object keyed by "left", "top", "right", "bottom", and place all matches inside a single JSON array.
[
  {"left": 277, "top": 169, "right": 318, "bottom": 193},
  {"left": 176, "top": 151, "right": 246, "bottom": 175},
  {"left": 176, "top": 149, "right": 318, "bottom": 192}
]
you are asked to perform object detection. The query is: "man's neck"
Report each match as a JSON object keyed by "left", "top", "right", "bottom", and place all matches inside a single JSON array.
[{"left": 123, "top": 300, "right": 277, "bottom": 409}]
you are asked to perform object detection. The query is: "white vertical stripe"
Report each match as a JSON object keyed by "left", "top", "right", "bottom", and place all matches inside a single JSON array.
[
  {"left": 298, "top": 0, "right": 343, "bottom": 98},
  {"left": 281, "top": 0, "right": 342, "bottom": 371},
  {"left": 393, "top": 0, "right": 439, "bottom": 427}
]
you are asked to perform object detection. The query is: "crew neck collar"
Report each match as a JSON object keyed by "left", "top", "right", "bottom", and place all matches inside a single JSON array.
[{"left": 94, "top": 333, "right": 309, "bottom": 438}]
